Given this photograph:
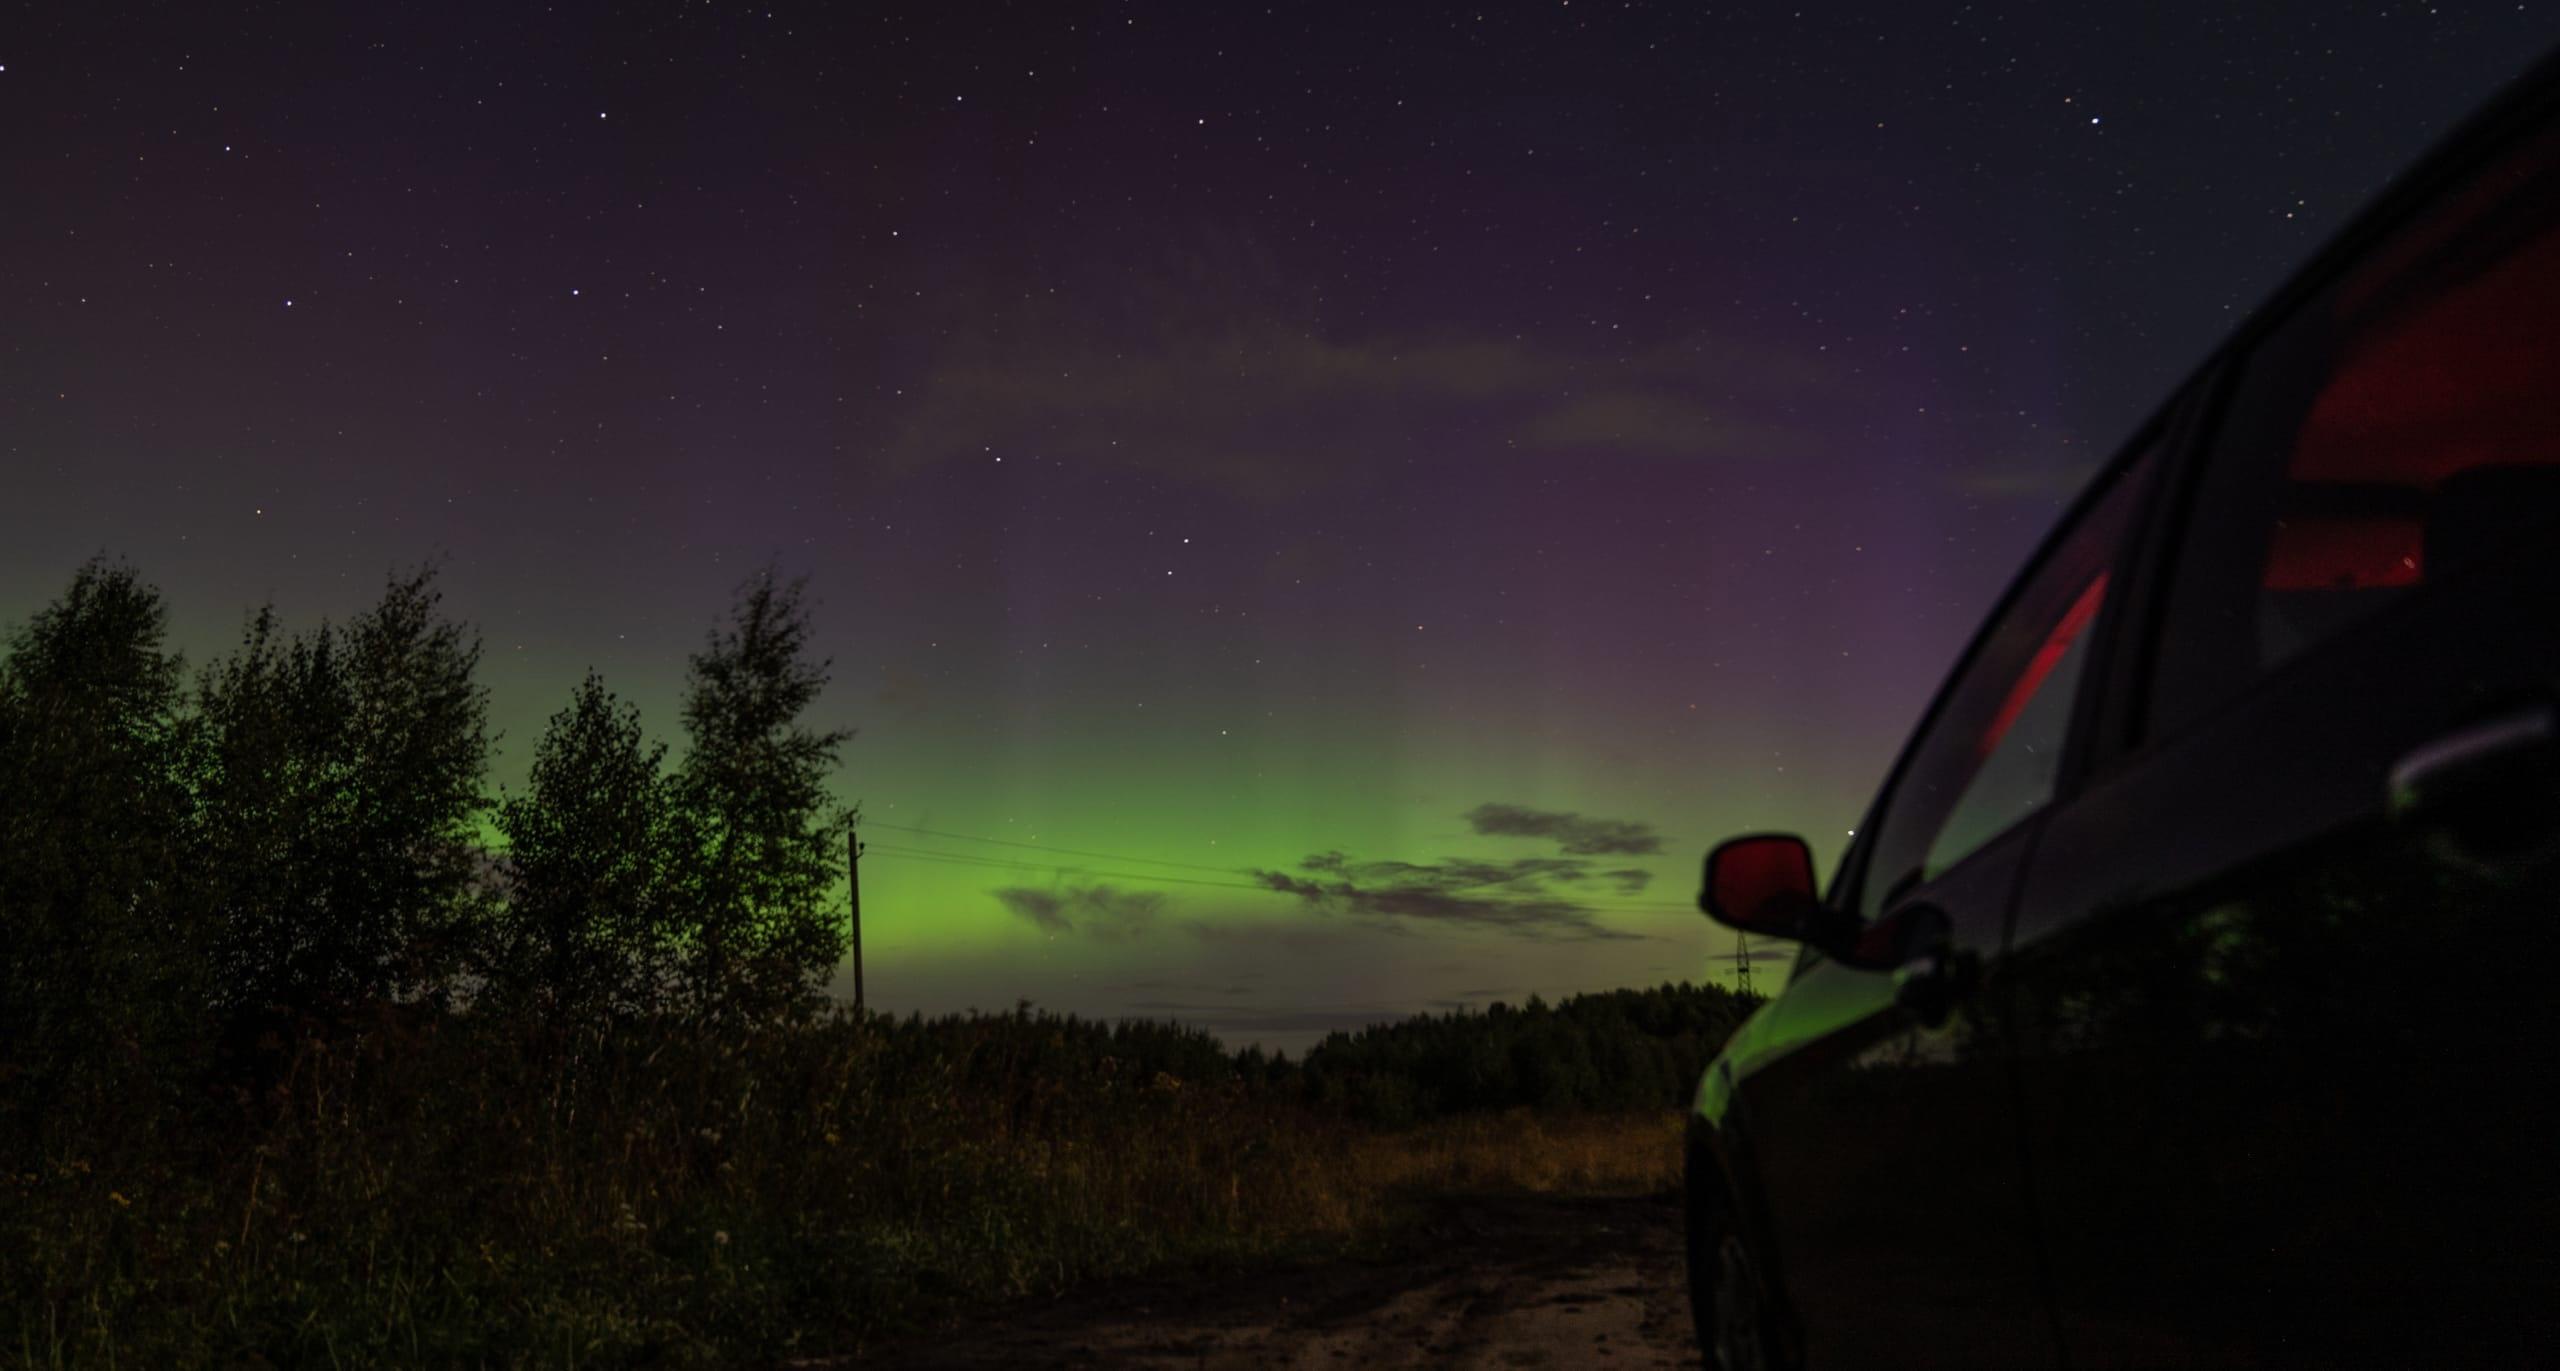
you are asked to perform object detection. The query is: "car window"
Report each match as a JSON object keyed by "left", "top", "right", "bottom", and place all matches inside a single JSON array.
[
  {"left": 1853, "top": 446, "right": 2158, "bottom": 919},
  {"left": 2149, "top": 116, "right": 2560, "bottom": 740}
]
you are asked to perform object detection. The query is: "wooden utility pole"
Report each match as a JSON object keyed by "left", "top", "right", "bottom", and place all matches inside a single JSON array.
[{"left": 848, "top": 826, "right": 866, "bottom": 1014}]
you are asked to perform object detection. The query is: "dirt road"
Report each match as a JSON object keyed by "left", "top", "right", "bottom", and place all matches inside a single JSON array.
[{"left": 843, "top": 1192, "right": 1699, "bottom": 1370}]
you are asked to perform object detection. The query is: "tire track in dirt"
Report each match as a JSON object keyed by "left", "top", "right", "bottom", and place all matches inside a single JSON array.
[{"left": 835, "top": 1193, "right": 1696, "bottom": 1370}]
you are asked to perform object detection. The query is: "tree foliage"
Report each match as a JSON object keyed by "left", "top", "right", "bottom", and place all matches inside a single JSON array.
[
  {"left": 0, "top": 558, "right": 869, "bottom": 1069},
  {"left": 668, "top": 571, "right": 855, "bottom": 1021},
  {"left": 188, "top": 570, "right": 490, "bottom": 1024},
  {"left": 0, "top": 559, "right": 197, "bottom": 1126},
  {"left": 493, "top": 672, "right": 677, "bottom": 1025}
]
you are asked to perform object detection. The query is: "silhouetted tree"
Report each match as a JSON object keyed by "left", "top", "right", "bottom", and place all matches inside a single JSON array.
[
  {"left": 0, "top": 559, "right": 200, "bottom": 1128},
  {"left": 189, "top": 604, "right": 333, "bottom": 1018},
  {"left": 190, "top": 570, "right": 491, "bottom": 1024},
  {"left": 668, "top": 572, "right": 854, "bottom": 1021},
  {"left": 494, "top": 672, "right": 676, "bottom": 1025}
]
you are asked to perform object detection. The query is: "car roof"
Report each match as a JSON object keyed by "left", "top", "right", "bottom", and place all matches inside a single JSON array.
[
  {"left": 1824, "top": 44, "right": 2560, "bottom": 911},
  {"left": 2186, "top": 44, "right": 2560, "bottom": 410}
]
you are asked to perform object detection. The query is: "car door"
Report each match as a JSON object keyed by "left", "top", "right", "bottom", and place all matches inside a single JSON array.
[
  {"left": 2006, "top": 81, "right": 2560, "bottom": 1369},
  {"left": 1731, "top": 442, "right": 2161, "bottom": 1369}
]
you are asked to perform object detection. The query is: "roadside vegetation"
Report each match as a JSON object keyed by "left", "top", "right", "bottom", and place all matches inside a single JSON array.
[{"left": 0, "top": 558, "right": 1758, "bottom": 1367}]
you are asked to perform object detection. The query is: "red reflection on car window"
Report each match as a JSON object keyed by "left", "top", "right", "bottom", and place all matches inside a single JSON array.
[
  {"left": 1979, "top": 573, "right": 2109, "bottom": 761},
  {"left": 2295, "top": 250, "right": 2560, "bottom": 491},
  {"left": 2262, "top": 514, "right": 2424, "bottom": 590}
]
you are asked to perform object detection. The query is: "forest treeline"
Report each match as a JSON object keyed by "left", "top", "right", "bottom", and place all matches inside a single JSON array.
[
  {"left": 0, "top": 557, "right": 1759, "bottom": 1366},
  {"left": 1294, "top": 985, "right": 1757, "bottom": 1124}
]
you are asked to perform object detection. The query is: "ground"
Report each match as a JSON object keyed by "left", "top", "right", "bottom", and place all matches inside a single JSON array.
[{"left": 826, "top": 1192, "right": 1698, "bottom": 1370}]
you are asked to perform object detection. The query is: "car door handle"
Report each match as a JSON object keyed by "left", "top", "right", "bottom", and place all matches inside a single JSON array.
[{"left": 2388, "top": 704, "right": 2559, "bottom": 819}]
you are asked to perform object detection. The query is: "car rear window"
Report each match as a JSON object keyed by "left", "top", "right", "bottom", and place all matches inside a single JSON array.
[{"left": 2148, "top": 114, "right": 2560, "bottom": 740}]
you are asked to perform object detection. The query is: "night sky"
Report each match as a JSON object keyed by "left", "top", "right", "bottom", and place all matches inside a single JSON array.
[{"left": 6, "top": 3, "right": 2553, "bottom": 1051}]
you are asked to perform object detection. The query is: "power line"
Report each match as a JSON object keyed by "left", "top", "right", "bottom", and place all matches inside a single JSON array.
[
  {"left": 860, "top": 821, "right": 1249, "bottom": 875},
  {"left": 863, "top": 843, "right": 1278, "bottom": 893}
]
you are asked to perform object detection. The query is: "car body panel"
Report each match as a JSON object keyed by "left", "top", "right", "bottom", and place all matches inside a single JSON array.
[
  {"left": 1687, "top": 46, "right": 2560, "bottom": 1371},
  {"left": 1728, "top": 818, "right": 2051, "bottom": 1368},
  {"left": 2006, "top": 541, "right": 2560, "bottom": 1365}
]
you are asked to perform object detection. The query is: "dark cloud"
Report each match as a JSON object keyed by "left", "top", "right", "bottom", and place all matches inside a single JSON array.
[
  {"left": 1463, "top": 802, "right": 1663, "bottom": 856},
  {"left": 992, "top": 884, "right": 1164, "bottom": 941},
  {"left": 1304, "top": 850, "right": 1594, "bottom": 889},
  {"left": 1249, "top": 855, "right": 1641, "bottom": 942},
  {"left": 1603, "top": 868, "right": 1654, "bottom": 895},
  {"left": 998, "top": 887, "right": 1077, "bottom": 935}
]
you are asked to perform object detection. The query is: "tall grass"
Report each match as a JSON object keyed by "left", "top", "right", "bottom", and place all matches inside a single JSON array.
[{"left": 1, "top": 1004, "right": 1689, "bottom": 1368}]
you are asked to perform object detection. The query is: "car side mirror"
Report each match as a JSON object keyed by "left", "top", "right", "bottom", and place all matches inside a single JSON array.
[{"left": 1700, "top": 833, "right": 1855, "bottom": 954}]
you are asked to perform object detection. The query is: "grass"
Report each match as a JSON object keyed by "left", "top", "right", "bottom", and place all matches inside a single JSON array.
[
  {"left": 1349, "top": 1110, "right": 1684, "bottom": 1198},
  {"left": 1, "top": 1006, "right": 1689, "bottom": 1369}
]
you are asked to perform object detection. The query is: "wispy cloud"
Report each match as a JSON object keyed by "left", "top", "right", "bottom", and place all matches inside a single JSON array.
[
  {"left": 1463, "top": 802, "right": 1663, "bottom": 856},
  {"left": 1120, "top": 975, "right": 1264, "bottom": 997},
  {"left": 1248, "top": 854, "right": 1641, "bottom": 942},
  {"left": 993, "top": 884, "right": 1164, "bottom": 941},
  {"left": 1603, "top": 868, "right": 1654, "bottom": 895},
  {"left": 1953, "top": 460, "right": 2099, "bottom": 500},
  {"left": 880, "top": 236, "right": 1823, "bottom": 500},
  {"left": 1524, "top": 389, "right": 1808, "bottom": 457}
]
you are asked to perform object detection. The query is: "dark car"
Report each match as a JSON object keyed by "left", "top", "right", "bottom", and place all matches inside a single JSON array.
[{"left": 1683, "top": 52, "right": 2560, "bottom": 1371}]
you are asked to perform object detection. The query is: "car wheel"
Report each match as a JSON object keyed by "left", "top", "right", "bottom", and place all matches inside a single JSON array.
[{"left": 1687, "top": 1155, "right": 1781, "bottom": 1371}]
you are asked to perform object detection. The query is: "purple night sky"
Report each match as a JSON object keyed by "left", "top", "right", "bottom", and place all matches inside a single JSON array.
[{"left": 5, "top": 3, "right": 2552, "bottom": 1049}]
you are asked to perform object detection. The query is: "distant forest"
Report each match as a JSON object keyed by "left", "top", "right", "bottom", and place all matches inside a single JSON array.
[{"left": 0, "top": 556, "right": 1760, "bottom": 1364}]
